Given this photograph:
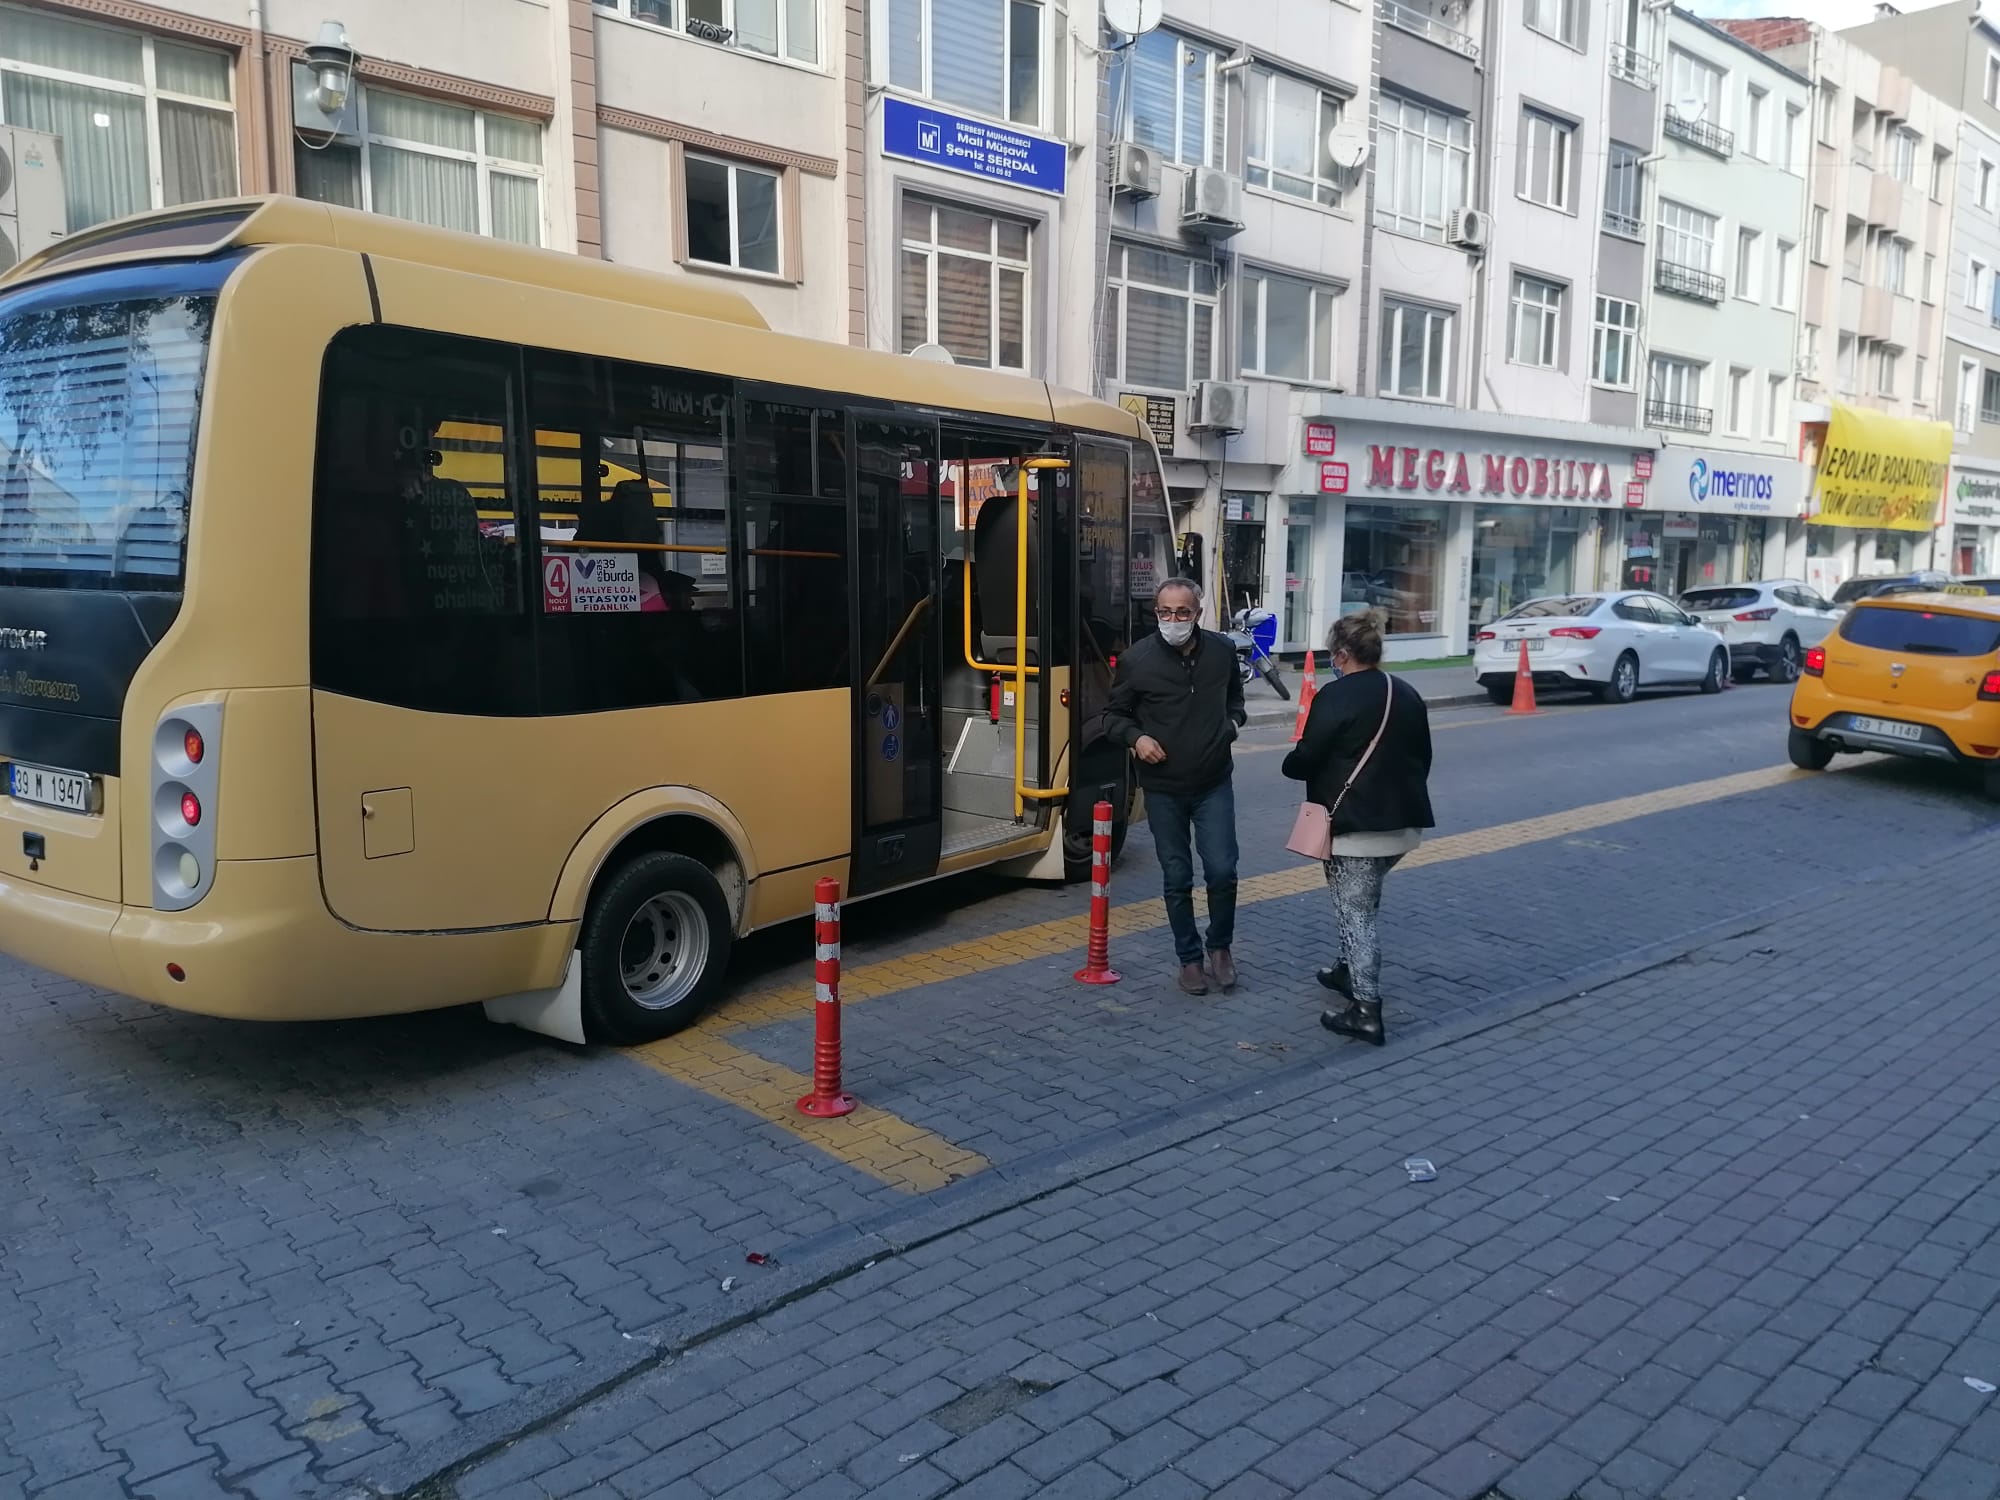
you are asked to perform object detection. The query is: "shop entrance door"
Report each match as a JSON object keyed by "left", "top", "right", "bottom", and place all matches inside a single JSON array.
[{"left": 1283, "top": 514, "right": 1315, "bottom": 647}]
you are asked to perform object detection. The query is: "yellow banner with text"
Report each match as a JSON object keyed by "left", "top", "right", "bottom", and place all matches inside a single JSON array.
[{"left": 1809, "top": 404, "right": 1953, "bottom": 531}]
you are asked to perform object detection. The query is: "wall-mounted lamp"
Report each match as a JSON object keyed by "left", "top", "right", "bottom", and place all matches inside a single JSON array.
[
  {"left": 1216, "top": 49, "right": 1253, "bottom": 75},
  {"left": 302, "top": 20, "right": 359, "bottom": 118}
]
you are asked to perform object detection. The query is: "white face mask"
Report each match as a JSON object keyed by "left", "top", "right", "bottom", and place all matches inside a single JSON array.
[{"left": 1159, "top": 619, "right": 1196, "bottom": 647}]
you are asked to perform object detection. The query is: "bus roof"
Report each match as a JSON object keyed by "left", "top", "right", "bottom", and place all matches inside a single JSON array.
[{"left": 2, "top": 196, "right": 1149, "bottom": 442}]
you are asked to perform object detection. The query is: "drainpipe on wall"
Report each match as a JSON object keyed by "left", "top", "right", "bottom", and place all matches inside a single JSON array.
[
  {"left": 1469, "top": 0, "right": 1498, "bottom": 412},
  {"left": 245, "top": 0, "right": 272, "bottom": 193}
]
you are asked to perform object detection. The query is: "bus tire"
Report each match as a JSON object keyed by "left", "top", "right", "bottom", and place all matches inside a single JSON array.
[{"left": 580, "top": 851, "right": 734, "bottom": 1044}]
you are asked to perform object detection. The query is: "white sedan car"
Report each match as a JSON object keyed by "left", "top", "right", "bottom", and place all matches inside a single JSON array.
[
  {"left": 1676, "top": 578, "right": 1840, "bottom": 684},
  {"left": 1474, "top": 591, "right": 1729, "bottom": 704}
]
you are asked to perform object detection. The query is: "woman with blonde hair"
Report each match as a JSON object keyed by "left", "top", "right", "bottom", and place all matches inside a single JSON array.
[{"left": 1280, "top": 611, "right": 1435, "bottom": 1045}]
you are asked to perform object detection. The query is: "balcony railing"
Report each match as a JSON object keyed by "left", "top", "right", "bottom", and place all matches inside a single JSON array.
[
  {"left": 1609, "top": 43, "right": 1657, "bottom": 88},
  {"left": 1647, "top": 398, "right": 1713, "bottom": 434},
  {"left": 1602, "top": 208, "right": 1643, "bottom": 238},
  {"left": 1655, "top": 259, "right": 1726, "bottom": 303},
  {"left": 1664, "top": 107, "right": 1734, "bottom": 158},
  {"left": 1378, "top": 0, "right": 1481, "bottom": 61}
]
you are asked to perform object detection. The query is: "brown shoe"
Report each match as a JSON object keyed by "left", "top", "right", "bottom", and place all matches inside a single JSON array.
[
  {"left": 1208, "top": 949, "right": 1238, "bottom": 991},
  {"left": 1177, "top": 963, "right": 1210, "bottom": 996}
]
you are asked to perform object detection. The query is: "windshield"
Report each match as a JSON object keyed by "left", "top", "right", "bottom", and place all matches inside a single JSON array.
[
  {"left": 0, "top": 258, "right": 232, "bottom": 591},
  {"left": 1506, "top": 596, "right": 1601, "bottom": 619},
  {"left": 1839, "top": 605, "right": 2000, "bottom": 656}
]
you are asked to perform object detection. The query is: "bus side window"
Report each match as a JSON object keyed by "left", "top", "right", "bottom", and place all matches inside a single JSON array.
[
  {"left": 739, "top": 398, "right": 850, "bottom": 696},
  {"left": 310, "top": 327, "right": 532, "bottom": 716}
]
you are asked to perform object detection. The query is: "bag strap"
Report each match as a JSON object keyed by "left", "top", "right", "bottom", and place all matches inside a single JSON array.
[{"left": 1327, "top": 673, "right": 1396, "bottom": 820}]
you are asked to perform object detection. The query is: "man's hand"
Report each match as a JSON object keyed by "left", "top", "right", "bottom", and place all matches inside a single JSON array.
[{"left": 1134, "top": 735, "right": 1168, "bottom": 765}]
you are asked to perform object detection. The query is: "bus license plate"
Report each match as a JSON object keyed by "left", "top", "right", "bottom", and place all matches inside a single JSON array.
[
  {"left": 1850, "top": 716, "right": 1924, "bottom": 742},
  {"left": 8, "top": 762, "right": 95, "bottom": 813}
]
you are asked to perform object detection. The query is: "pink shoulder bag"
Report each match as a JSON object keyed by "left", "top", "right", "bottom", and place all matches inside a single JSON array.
[{"left": 1285, "top": 674, "right": 1396, "bottom": 861}]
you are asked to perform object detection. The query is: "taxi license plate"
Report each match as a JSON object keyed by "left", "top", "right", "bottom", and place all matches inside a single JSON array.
[
  {"left": 7, "top": 762, "right": 96, "bottom": 813},
  {"left": 1850, "top": 716, "right": 1924, "bottom": 742}
]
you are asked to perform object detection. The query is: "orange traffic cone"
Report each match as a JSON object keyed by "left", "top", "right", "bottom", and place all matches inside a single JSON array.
[
  {"left": 1509, "top": 638, "right": 1538, "bottom": 715},
  {"left": 1292, "top": 650, "right": 1319, "bottom": 741}
]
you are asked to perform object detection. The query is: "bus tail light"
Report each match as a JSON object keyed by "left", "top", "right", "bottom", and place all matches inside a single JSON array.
[
  {"left": 152, "top": 705, "right": 221, "bottom": 913},
  {"left": 1803, "top": 646, "right": 1826, "bottom": 677}
]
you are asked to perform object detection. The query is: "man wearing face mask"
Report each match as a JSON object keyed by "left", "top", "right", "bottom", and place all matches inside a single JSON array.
[{"left": 1104, "top": 577, "right": 1246, "bottom": 996}]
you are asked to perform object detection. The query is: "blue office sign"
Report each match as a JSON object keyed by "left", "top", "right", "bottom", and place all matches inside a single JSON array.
[{"left": 882, "top": 95, "right": 1067, "bottom": 197}]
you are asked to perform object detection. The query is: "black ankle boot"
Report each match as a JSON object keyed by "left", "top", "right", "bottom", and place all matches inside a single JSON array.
[
  {"left": 1321, "top": 1000, "right": 1384, "bottom": 1046},
  {"left": 1317, "top": 963, "right": 1352, "bottom": 999}
]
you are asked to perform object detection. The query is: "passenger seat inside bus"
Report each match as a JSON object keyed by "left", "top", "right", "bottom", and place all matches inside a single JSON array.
[{"left": 971, "top": 478, "right": 1039, "bottom": 666}]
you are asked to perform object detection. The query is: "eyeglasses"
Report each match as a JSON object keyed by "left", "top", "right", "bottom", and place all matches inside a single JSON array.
[{"left": 1154, "top": 607, "right": 1198, "bottom": 621}]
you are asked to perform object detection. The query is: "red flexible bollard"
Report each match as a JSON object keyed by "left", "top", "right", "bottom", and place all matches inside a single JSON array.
[
  {"left": 1074, "top": 800, "right": 1122, "bottom": 986},
  {"left": 796, "top": 878, "right": 857, "bottom": 1117}
]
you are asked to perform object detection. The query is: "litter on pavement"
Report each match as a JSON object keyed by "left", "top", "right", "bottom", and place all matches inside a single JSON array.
[{"left": 1404, "top": 1158, "right": 1438, "bottom": 1182}]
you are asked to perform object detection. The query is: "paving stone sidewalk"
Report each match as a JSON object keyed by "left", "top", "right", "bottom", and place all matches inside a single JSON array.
[{"left": 449, "top": 826, "right": 2000, "bottom": 1500}]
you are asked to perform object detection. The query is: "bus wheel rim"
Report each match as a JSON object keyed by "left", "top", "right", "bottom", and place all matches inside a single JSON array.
[{"left": 619, "top": 891, "right": 708, "bottom": 1010}]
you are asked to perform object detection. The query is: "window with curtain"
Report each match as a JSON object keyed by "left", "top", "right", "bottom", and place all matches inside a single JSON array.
[
  {"left": 589, "top": 0, "right": 820, "bottom": 66},
  {"left": 889, "top": 0, "right": 1047, "bottom": 129},
  {"left": 1591, "top": 296, "right": 1637, "bottom": 388},
  {"left": 1245, "top": 66, "right": 1343, "bottom": 206},
  {"left": 293, "top": 73, "right": 545, "bottom": 246},
  {"left": 1375, "top": 94, "right": 1470, "bottom": 242},
  {"left": 1518, "top": 109, "right": 1573, "bottom": 211},
  {"left": 1238, "top": 269, "right": 1340, "bottom": 385},
  {"left": 1508, "top": 274, "right": 1563, "bottom": 368},
  {"left": 1115, "top": 28, "right": 1222, "bottom": 168},
  {"left": 899, "top": 197, "right": 1030, "bottom": 372},
  {"left": 0, "top": 10, "right": 237, "bottom": 232},
  {"left": 1100, "top": 242, "right": 1216, "bottom": 392}
]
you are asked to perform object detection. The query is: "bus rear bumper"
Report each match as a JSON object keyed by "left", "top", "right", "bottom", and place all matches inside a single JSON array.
[{"left": 1, "top": 856, "right": 577, "bottom": 1021}]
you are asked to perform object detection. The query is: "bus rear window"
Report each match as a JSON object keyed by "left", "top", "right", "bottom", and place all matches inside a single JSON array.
[
  {"left": 0, "top": 277, "right": 216, "bottom": 590},
  {"left": 1839, "top": 606, "right": 2000, "bottom": 656}
]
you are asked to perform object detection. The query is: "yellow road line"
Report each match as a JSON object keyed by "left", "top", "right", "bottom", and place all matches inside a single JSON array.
[{"left": 628, "top": 759, "right": 1819, "bottom": 1192}]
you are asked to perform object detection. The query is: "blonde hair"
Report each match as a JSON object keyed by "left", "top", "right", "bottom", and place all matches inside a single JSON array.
[{"left": 1327, "top": 610, "right": 1386, "bottom": 667}]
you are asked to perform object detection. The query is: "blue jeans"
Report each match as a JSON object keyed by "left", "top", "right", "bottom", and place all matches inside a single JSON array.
[{"left": 1145, "top": 779, "right": 1239, "bottom": 967}]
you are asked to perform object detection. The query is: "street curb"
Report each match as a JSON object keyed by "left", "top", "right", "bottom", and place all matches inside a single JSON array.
[{"left": 352, "top": 815, "right": 2000, "bottom": 1500}]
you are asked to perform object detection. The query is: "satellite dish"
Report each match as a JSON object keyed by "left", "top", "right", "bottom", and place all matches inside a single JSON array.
[
  {"left": 1325, "top": 120, "right": 1370, "bottom": 172},
  {"left": 1103, "top": 0, "right": 1164, "bottom": 36},
  {"left": 1672, "top": 96, "right": 1705, "bottom": 122},
  {"left": 909, "top": 342, "right": 956, "bottom": 365}
]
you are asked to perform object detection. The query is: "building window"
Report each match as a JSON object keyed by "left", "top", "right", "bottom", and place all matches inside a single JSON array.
[
  {"left": 1525, "top": 0, "right": 1580, "bottom": 47},
  {"left": 1932, "top": 147, "right": 1949, "bottom": 201},
  {"left": 1766, "top": 374, "right": 1786, "bottom": 438},
  {"left": 1724, "top": 366, "right": 1750, "bottom": 434},
  {"left": 1837, "top": 333, "right": 1856, "bottom": 393},
  {"left": 1783, "top": 103, "right": 1802, "bottom": 171},
  {"left": 1344, "top": 504, "right": 1445, "bottom": 637},
  {"left": 591, "top": 0, "right": 820, "bottom": 65},
  {"left": 1878, "top": 235, "right": 1908, "bottom": 295},
  {"left": 1603, "top": 142, "right": 1644, "bottom": 237},
  {"left": 1591, "top": 296, "right": 1638, "bottom": 389},
  {"left": 1666, "top": 48, "right": 1723, "bottom": 130},
  {"left": 1923, "top": 252, "right": 1936, "bottom": 303},
  {"left": 1983, "top": 367, "right": 2000, "bottom": 422},
  {"left": 1818, "top": 83, "right": 1838, "bottom": 143},
  {"left": 1239, "top": 270, "right": 1340, "bottom": 385},
  {"left": 1658, "top": 199, "right": 1718, "bottom": 274},
  {"left": 1809, "top": 206, "right": 1828, "bottom": 264},
  {"left": 1802, "top": 323, "right": 1819, "bottom": 382},
  {"left": 1843, "top": 216, "right": 1864, "bottom": 280},
  {"left": 1982, "top": 159, "right": 1997, "bottom": 212},
  {"left": 1745, "top": 86, "right": 1767, "bottom": 159},
  {"left": 1100, "top": 242, "right": 1216, "bottom": 391},
  {"left": 1875, "top": 346, "right": 1899, "bottom": 397},
  {"left": 1960, "top": 358, "right": 1980, "bottom": 429},
  {"left": 1970, "top": 258, "right": 1989, "bottom": 312},
  {"left": 1914, "top": 355, "right": 1928, "bottom": 407},
  {"left": 891, "top": 0, "right": 1046, "bottom": 128},
  {"left": 1773, "top": 240, "right": 1796, "bottom": 309},
  {"left": 0, "top": 9, "right": 236, "bottom": 231},
  {"left": 1117, "top": 28, "right": 1220, "bottom": 168},
  {"left": 1648, "top": 354, "right": 1706, "bottom": 428},
  {"left": 1518, "top": 110, "right": 1573, "bottom": 211},
  {"left": 1987, "top": 52, "right": 2000, "bottom": 106},
  {"left": 1508, "top": 274, "right": 1563, "bottom": 368},
  {"left": 1378, "top": 299, "right": 1453, "bottom": 401},
  {"left": 295, "top": 79, "right": 544, "bottom": 245},
  {"left": 901, "top": 198, "right": 1030, "bottom": 373},
  {"left": 1735, "top": 228, "right": 1760, "bottom": 300},
  {"left": 683, "top": 154, "right": 780, "bottom": 275},
  {"left": 1246, "top": 67, "right": 1344, "bottom": 206},
  {"left": 1376, "top": 94, "right": 1471, "bottom": 243},
  {"left": 1888, "top": 125, "right": 1917, "bottom": 183}
]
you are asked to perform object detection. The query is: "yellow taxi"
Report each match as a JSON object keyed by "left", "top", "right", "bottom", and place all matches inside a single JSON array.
[{"left": 1789, "top": 591, "right": 2000, "bottom": 796}]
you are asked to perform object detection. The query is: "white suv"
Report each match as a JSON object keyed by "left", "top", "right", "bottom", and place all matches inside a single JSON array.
[{"left": 1677, "top": 579, "right": 1840, "bottom": 684}]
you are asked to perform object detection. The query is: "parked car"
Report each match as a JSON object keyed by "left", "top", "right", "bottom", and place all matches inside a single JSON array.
[
  {"left": 1829, "top": 570, "right": 1948, "bottom": 607},
  {"left": 1789, "top": 590, "right": 2000, "bottom": 799},
  {"left": 1677, "top": 579, "right": 1840, "bottom": 684},
  {"left": 1474, "top": 591, "right": 1729, "bottom": 705}
]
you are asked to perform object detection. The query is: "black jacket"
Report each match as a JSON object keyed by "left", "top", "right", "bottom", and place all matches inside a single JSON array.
[
  {"left": 1281, "top": 670, "right": 1435, "bottom": 836},
  {"left": 1104, "top": 629, "right": 1246, "bottom": 796}
]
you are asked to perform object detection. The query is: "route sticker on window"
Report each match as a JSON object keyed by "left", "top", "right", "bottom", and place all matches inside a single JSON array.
[{"left": 544, "top": 551, "right": 643, "bottom": 613}]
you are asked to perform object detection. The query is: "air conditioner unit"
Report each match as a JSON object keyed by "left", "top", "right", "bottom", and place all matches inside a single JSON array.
[
  {"left": 1188, "top": 380, "right": 1249, "bottom": 434},
  {"left": 1180, "top": 166, "right": 1245, "bottom": 240},
  {"left": 1446, "top": 206, "right": 1489, "bottom": 250},
  {"left": 1110, "top": 141, "right": 1161, "bottom": 200},
  {"left": 0, "top": 127, "right": 66, "bottom": 274}
]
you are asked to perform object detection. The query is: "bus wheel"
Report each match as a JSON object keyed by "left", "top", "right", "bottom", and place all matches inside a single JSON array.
[{"left": 580, "top": 852, "right": 734, "bottom": 1044}]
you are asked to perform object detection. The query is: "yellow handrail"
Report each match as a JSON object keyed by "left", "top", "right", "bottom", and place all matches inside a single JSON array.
[
  {"left": 1015, "top": 458, "right": 1071, "bottom": 818},
  {"left": 962, "top": 557, "right": 1040, "bottom": 678}
]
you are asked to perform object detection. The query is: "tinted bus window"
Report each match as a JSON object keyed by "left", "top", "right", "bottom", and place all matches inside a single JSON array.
[
  {"left": 311, "top": 327, "right": 532, "bottom": 715},
  {"left": 740, "top": 398, "right": 849, "bottom": 695},
  {"left": 529, "top": 354, "right": 744, "bottom": 711}
]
